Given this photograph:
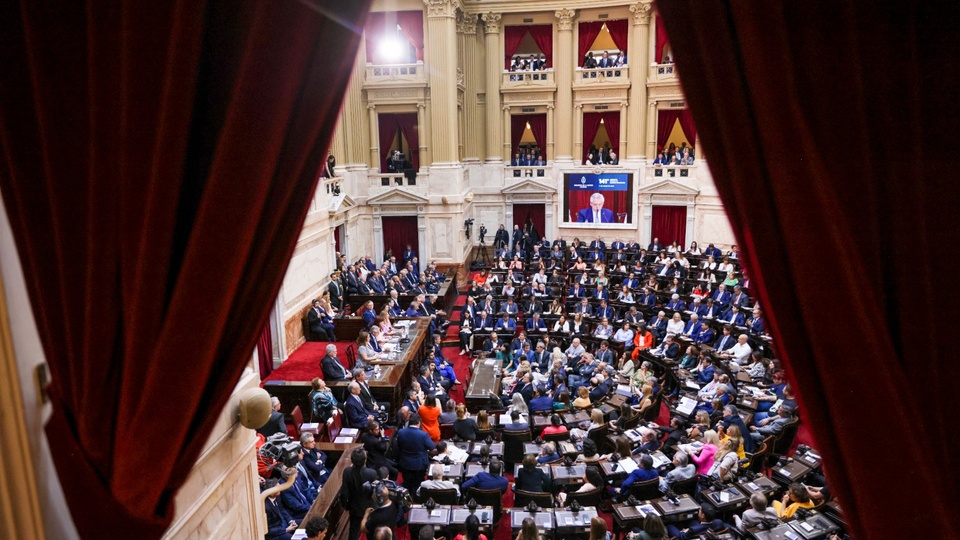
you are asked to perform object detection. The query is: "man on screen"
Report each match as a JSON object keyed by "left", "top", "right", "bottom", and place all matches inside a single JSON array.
[{"left": 577, "top": 192, "right": 615, "bottom": 223}]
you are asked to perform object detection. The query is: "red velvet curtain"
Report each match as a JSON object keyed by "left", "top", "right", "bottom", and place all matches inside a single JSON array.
[
  {"left": 578, "top": 21, "right": 605, "bottom": 66},
  {"left": 257, "top": 323, "right": 273, "bottom": 379},
  {"left": 651, "top": 206, "right": 687, "bottom": 247},
  {"left": 677, "top": 108, "right": 697, "bottom": 147},
  {"left": 396, "top": 11, "right": 424, "bottom": 61},
  {"left": 0, "top": 0, "right": 372, "bottom": 537},
  {"left": 655, "top": 15, "right": 670, "bottom": 62},
  {"left": 381, "top": 216, "right": 419, "bottom": 261},
  {"left": 510, "top": 115, "right": 529, "bottom": 158},
  {"left": 603, "top": 112, "right": 621, "bottom": 155},
  {"left": 527, "top": 25, "right": 554, "bottom": 68},
  {"left": 657, "top": 109, "right": 682, "bottom": 151},
  {"left": 658, "top": 1, "right": 960, "bottom": 538},
  {"left": 581, "top": 112, "right": 604, "bottom": 162},
  {"left": 504, "top": 26, "right": 526, "bottom": 69},
  {"left": 528, "top": 114, "right": 547, "bottom": 160},
  {"left": 513, "top": 204, "right": 545, "bottom": 237},
  {"left": 378, "top": 113, "right": 400, "bottom": 172},
  {"left": 605, "top": 19, "right": 629, "bottom": 56},
  {"left": 395, "top": 112, "right": 420, "bottom": 171},
  {"left": 365, "top": 11, "right": 387, "bottom": 63}
]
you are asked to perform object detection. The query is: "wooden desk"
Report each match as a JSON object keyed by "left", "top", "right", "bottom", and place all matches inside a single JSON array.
[
  {"left": 554, "top": 507, "right": 599, "bottom": 534},
  {"left": 612, "top": 502, "right": 662, "bottom": 537},
  {"left": 510, "top": 509, "right": 555, "bottom": 532},
  {"left": 550, "top": 464, "right": 586, "bottom": 486},
  {"left": 465, "top": 357, "right": 503, "bottom": 412}
]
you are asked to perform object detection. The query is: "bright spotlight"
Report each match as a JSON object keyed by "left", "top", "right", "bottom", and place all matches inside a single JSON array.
[{"left": 379, "top": 37, "right": 404, "bottom": 62}]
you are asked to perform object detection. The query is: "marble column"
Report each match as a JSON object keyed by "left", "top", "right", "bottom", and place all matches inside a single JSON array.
[
  {"left": 546, "top": 104, "right": 555, "bottom": 161},
  {"left": 627, "top": 2, "right": 653, "bottom": 160},
  {"left": 646, "top": 100, "right": 658, "bottom": 159},
  {"left": 481, "top": 12, "right": 502, "bottom": 162},
  {"left": 458, "top": 14, "right": 484, "bottom": 161},
  {"left": 502, "top": 105, "right": 512, "bottom": 160},
  {"left": 368, "top": 104, "right": 380, "bottom": 171},
  {"left": 425, "top": 0, "right": 461, "bottom": 165},
  {"left": 417, "top": 103, "right": 428, "bottom": 168},
  {"left": 573, "top": 103, "right": 583, "bottom": 163},
  {"left": 554, "top": 8, "right": 577, "bottom": 162},
  {"left": 619, "top": 102, "right": 629, "bottom": 159},
  {"left": 339, "top": 37, "right": 368, "bottom": 167}
]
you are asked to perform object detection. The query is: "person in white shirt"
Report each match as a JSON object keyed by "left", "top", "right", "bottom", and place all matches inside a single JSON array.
[
  {"left": 701, "top": 256, "right": 717, "bottom": 271},
  {"left": 723, "top": 334, "right": 753, "bottom": 365},
  {"left": 553, "top": 315, "right": 571, "bottom": 334},
  {"left": 418, "top": 463, "right": 460, "bottom": 497},
  {"left": 531, "top": 269, "right": 547, "bottom": 285},
  {"left": 666, "top": 312, "right": 686, "bottom": 336},
  {"left": 686, "top": 241, "right": 702, "bottom": 256}
]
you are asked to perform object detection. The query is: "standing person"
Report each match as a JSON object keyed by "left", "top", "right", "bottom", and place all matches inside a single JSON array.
[
  {"left": 419, "top": 394, "right": 442, "bottom": 442},
  {"left": 361, "top": 483, "right": 400, "bottom": 538},
  {"left": 395, "top": 413, "right": 436, "bottom": 492},
  {"left": 341, "top": 447, "right": 377, "bottom": 540}
]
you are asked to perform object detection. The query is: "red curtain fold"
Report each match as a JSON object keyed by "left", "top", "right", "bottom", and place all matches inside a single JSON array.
[
  {"left": 526, "top": 24, "right": 554, "bottom": 68},
  {"left": 651, "top": 206, "right": 687, "bottom": 247},
  {"left": 378, "top": 113, "right": 400, "bottom": 172},
  {"left": 396, "top": 11, "right": 424, "bottom": 62},
  {"left": 257, "top": 323, "right": 273, "bottom": 379},
  {"left": 602, "top": 112, "right": 621, "bottom": 156},
  {"left": 677, "top": 108, "right": 697, "bottom": 147},
  {"left": 513, "top": 204, "right": 545, "bottom": 236},
  {"left": 655, "top": 15, "right": 669, "bottom": 62},
  {"left": 657, "top": 109, "right": 682, "bottom": 151},
  {"left": 0, "top": 0, "right": 372, "bottom": 537},
  {"left": 381, "top": 216, "right": 419, "bottom": 262},
  {"left": 527, "top": 114, "right": 547, "bottom": 160},
  {"left": 395, "top": 112, "right": 420, "bottom": 171},
  {"left": 581, "top": 112, "right": 604, "bottom": 162},
  {"left": 605, "top": 19, "right": 629, "bottom": 56},
  {"left": 504, "top": 26, "right": 526, "bottom": 69},
  {"left": 510, "top": 115, "right": 529, "bottom": 157},
  {"left": 365, "top": 11, "right": 387, "bottom": 63},
  {"left": 577, "top": 21, "right": 605, "bottom": 66},
  {"left": 658, "top": 0, "right": 960, "bottom": 538}
]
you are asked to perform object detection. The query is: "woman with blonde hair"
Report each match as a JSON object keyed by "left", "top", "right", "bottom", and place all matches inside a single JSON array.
[
  {"left": 708, "top": 438, "right": 740, "bottom": 482},
  {"left": 572, "top": 385, "right": 592, "bottom": 409},
  {"left": 684, "top": 429, "right": 720, "bottom": 474},
  {"left": 571, "top": 408, "right": 605, "bottom": 440},
  {"left": 636, "top": 384, "right": 655, "bottom": 416},
  {"left": 721, "top": 424, "right": 746, "bottom": 459},
  {"left": 516, "top": 517, "right": 540, "bottom": 540}
]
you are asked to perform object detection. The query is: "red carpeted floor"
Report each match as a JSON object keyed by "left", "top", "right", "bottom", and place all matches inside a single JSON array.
[{"left": 261, "top": 341, "right": 354, "bottom": 384}]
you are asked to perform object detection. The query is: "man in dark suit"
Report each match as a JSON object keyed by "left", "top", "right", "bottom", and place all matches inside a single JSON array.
[
  {"left": 462, "top": 458, "right": 509, "bottom": 493},
  {"left": 354, "top": 369, "right": 378, "bottom": 412},
  {"left": 502, "top": 410, "right": 530, "bottom": 432},
  {"left": 328, "top": 272, "right": 343, "bottom": 310},
  {"left": 595, "top": 341, "right": 615, "bottom": 365},
  {"left": 568, "top": 283, "right": 587, "bottom": 298},
  {"left": 402, "top": 244, "right": 416, "bottom": 264},
  {"left": 594, "top": 300, "right": 615, "bottom": 320},
  {"left": 719, "top": 405, "right": 756, "bottom": 453},
  {"left": 395, "top": 413, "right": 436, "bottom": 492},
  {"left": 307, "top": 299, "right": 335, "bottom": 341},
  {"left": 494, "top": 224, "right": 510, "bottom": 249},
  {"left": 687, "top": 297, "right": 707, "bottom": 318},
  {"left": 666, "top": 293, "right": 686, "bottom": 312},
  {"left": 694, "top": 321, "right": 715, "bottom": 344},
  {"left": 345, "top": 382, "right": 377, "bottom": 428},
  {"left": 257, "top": 396, "right": 287, "bottom": 438},
  {"left": 264, "top": 479, "right": 298, "bottom": 540},
  {"left": 714, "top": 326, "right": 736, "bottom": 351},
  {"left": 746, "top": 308, "right": 765, "bottom": 335},
  {"left": 321, "top": 344, "right": 351, "bottom": 381},
  {"left": 648, "top": 237, "right": 663, "bottom": 252},
  {"left": 529, "top": 386, "right": 553, "bottom": 413},
  {"left": 730, "top": 285, "right": 749, "bottom": 308},
  {"left": 576, "top": 193, "right": 615, "bottom": 223},
  {"left": 525, "top": 313, "right": 547, "bottom": 333},
  {"left": 341, "top": 447, "right": 377, "bottom": 540},
  {"left": 653, "top": 334, "right": 680, "bottom": 359},
  {"left": 720, "top": 304, "right": 745, "bottom": 326},
  {"left": 344, "top": 265, "right": 360, "bottom": 295},
  {"left": 530, "top": 341, "right": 550, "bottom": 372}
]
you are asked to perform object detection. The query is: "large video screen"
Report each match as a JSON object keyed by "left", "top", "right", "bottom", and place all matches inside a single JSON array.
[{"left": 562, "top": 172, "right": 634, "bottom": 224}]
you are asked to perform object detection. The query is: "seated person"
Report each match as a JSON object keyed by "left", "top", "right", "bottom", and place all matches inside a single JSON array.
[
  {"left": 495, "top": 312, "right": 517, "bottom": 332},
  {"left": 537, "top": 442, "right": 561, "bottom": 464},
  {"left": 666, "top": 505, "right": 732, "bottom": 540},
  {"left": 515, "top": 454, "right": 553, "bottom": 492},
  {"left": 418, "top": 463, "right": 461, "bottom": 498},
  {"left": 659, "top": 451, "right": 697, "bottom": 492},
  {"left": 529, "top": 385, "right": 554, "bottom": 413},
  {"left": 772, "top": 482, "right": 816, "bottom": 519},
  {"left": 735, "top": 493, "right": 780, "bottom": 531},
  {"left": 453, "top": 403, "right": 480, "bottom": 441},
  {"left": 462, "top": 457, "right": 509, "bottom": 493},
  {"left": 502, "top": 409, "right": 530, "bottom": 432},
  {"left": 541, "top": 414, "right": 569, "bottom": 436},
  {"left": 619, "top": 454, "right": 659, "bottom": 498},
  {"left": 557, "top": 466, "right": 604, "bottom": 505}
]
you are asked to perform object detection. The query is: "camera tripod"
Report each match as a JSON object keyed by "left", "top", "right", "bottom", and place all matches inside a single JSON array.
[{"left": 476, "top": 238, "right": 491, "bottom": 266}]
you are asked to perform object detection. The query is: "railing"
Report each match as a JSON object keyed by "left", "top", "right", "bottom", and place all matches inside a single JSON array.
[
  {"left": 501, "top": 69, "right": 554, "bottom": 87},
  {"left": 648, "top": 63, "right": 678, "bottom": 83},
  {"left": 321, "top": 176, "right": 343, "bottom": 196},
  {"left": 372, "top": 172, "right": 418, "bottom": 187},
  {"left": 574, "top": 66, "right": 629, "bottom": 85},
  {"left": 650, "top": 164, "right": 696, "bottom": 178},
  {"left": 364, "top": 62, "right": 427, "bottom": 86},
  {"left": 505, "top": 165, "right": 549, "bottom": 179}
]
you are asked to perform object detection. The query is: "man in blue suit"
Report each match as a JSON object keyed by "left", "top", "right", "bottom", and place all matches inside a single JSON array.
[
  {"left": 264, "top": 479, "right": 298, "bottom": 540},
  {"left": 687, "top": 297, "right": 707, "bottom": 318},
  {"left": 462, "top": 458, "right": 509, "bottom": 493},
  {"left": 711, "top": 283, "right": 731, "bottom": 308},
  {"left": 665, "top": 293, "right": 686, "bottom": 312},
  {"left": 526, "top": 312, "right": 547, "bottom": 333},
  {"left": 395, "top": 413, "right": 436, "bottom": 492},
  {"left": 529, "top": 386, "right": 553, "bottom": 413},
  {"left": 345, "top": 382, "right": 377, "bottom": 428},
  {"left": 495, "top": 313, "right": 517, "bottom": 332},
  {"left": 720, "top": 304, "right": 745, "bottom": 326},
  {"left": 576, "top": 192, "right": 615, "bottom": 223},
  {"left": 746, "top": 308, "right": 765, "bottom": 335},
  {"left": 714, "top": 326, "right": 736, "bottom": 351},
  {"left": 694, "top": 321, "right": 715, "bottom": 344}
]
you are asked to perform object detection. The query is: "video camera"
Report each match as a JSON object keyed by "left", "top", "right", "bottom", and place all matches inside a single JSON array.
[
  {"left": 478, "top": 223, "right": 487, "bottom": 243},
  {"left": 259, "top": 433, "right": 302, "bottom": 468},
  {"left": 363, "top": 478, "right": 413, "bottom": 508}
]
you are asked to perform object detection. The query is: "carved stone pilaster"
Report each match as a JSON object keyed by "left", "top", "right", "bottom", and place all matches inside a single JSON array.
[
  {"left": 555, "top": 8, "right": 577, "bottom": 31},
  {"left": 481, "top": 12, "right": 501, "bottom": 34},
  {"left": 630, "top": 2, "right": 653, "bottom": 25},
  {"left": 457, "top": 13, "right": 478, "bottom": 34},
  {"left": 424, "top": 0, "right": 460, "bottom": 18}
]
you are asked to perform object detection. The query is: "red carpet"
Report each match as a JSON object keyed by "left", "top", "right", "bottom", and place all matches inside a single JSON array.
[{"left": 261, "top": 341, "right": 353, "bottom": 384}]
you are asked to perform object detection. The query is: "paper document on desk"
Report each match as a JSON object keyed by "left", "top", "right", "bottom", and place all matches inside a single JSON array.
[
  {"left": 340, "top": 428, "right": 359, "bottom": 436},
  {"left": 484, "top": 359, "right": 495, "bottom": 365},
  {"left": 395, "top": 320, "right": 415, "bottom": 328},
  {"left": 685, "top": 380, "right": 701, "bottom": 390},
  {"left": 617, "top": 458, "right": 638, "bottom": 473},
  {"left": 651, "top": 453, "right": 670, "bottom": 468},
  {"left": 637, "top": 504, "right": 659, "bottom": 517},
  {"left": 616, "top": 384, "right": 633, "bottom": 397},
  {"left": 677, "top": 396, "right": 697, "bottom": 415},
  {"left": 334, "top": 436, "right": 354, "bottom": 444}
]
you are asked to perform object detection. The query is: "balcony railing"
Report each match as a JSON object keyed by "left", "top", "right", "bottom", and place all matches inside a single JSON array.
[
  {"left": 505, "top": 165, "right": 548, "bottom": 179},
  {"left": 650, "top": 164, "right": 696, "bottom": 178},
  {"left": 372, "top": 171, "right": 418, "bottom": 187},
  {"left": 364, "top": 62, "right": 427, "bottom": 87},
  {"left": 501, "top": 69, "right": 554, "bottom": 88},
  {"left": 321, "top": 176, "right": 343, "bottom": 196},
  {"left": 648, "top": 63, "right": 678, "bottom": 84},
  {"left": 574, "top": 66, "right": 629, "bottom": 86}
]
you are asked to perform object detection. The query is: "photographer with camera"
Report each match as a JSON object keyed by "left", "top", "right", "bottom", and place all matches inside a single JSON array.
[
  {"left": 341, "top": 447, "right": 378, "bottom": 540},
  {"left": 361, "top": 420, "right": 399, "bottom": 480},
  {"left": 360, "top": 482, "right": 402, "bottom": 539}
]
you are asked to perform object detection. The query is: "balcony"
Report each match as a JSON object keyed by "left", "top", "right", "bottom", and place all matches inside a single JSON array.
[
  {"left": 364, "top": 62, "right": 427, "bottom": 89},
  {"left": 573, "top": 66, "right": 630, "bottom": 88},
  {"left": 648, "top": 63, "right": 678, "bottom": 84},
  {"left": 505, "top": 165, "right": 549, "bottom": 179},
  {"left": 501, "top": 70, "right": 556, "bottom": 93},
  {"left": 372, "top": 171, "right": 418, "bottom": 188}
]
